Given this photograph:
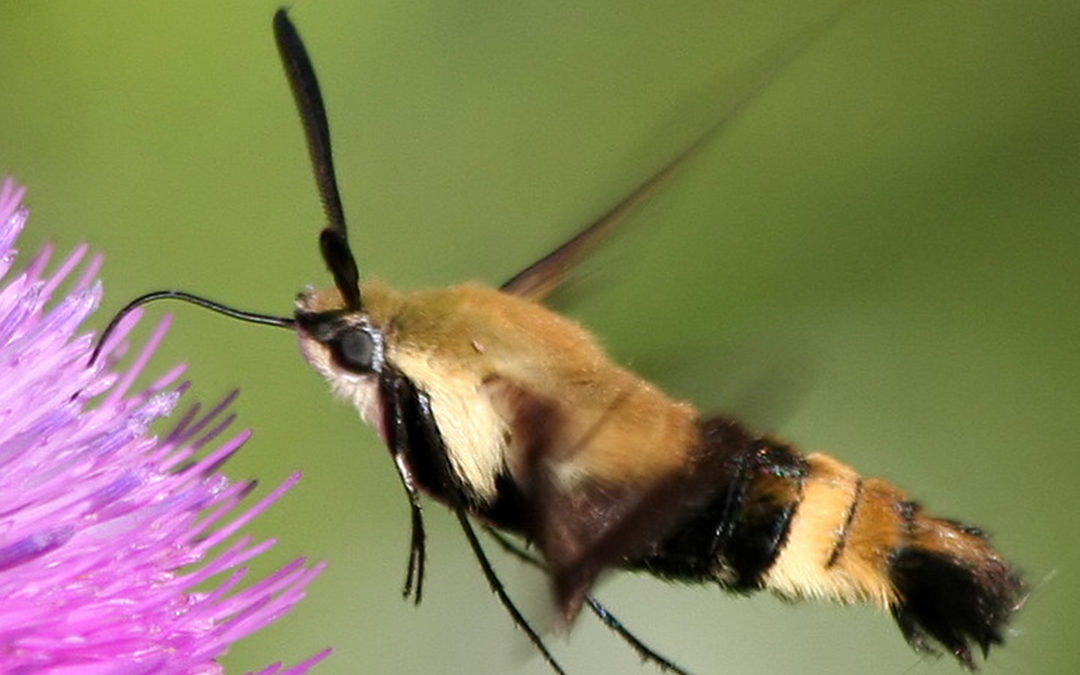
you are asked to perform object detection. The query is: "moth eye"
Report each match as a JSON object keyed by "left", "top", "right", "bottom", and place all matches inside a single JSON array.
[{"left": 333, "top": 328, "right": 376, "bottom": 373}]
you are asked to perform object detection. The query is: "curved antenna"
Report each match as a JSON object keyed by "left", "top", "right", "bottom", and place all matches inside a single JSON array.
[
  {"left": 89, "top": 290, "right": 294, "bottom": 366},
  {"left": 273, "top": 8, "right": 362, "bottom": 310}
]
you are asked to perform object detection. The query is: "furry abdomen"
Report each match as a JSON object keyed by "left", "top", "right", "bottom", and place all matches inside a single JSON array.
[{"left": 629, "top": 416, "right": 1025, "bottom": 668}]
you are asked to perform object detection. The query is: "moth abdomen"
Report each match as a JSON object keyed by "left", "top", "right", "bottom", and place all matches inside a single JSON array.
[
  {"left": 630, "top": 415, "right": 1025, "bottom": 668},
  {"left": 628, "top": 416, "right": 807, "bottom": 589},
  {"left": 886, "top": 505, "right": 1025, "bottom": 667}
]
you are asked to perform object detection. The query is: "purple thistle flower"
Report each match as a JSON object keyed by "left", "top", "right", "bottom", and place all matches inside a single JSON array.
[{"left": 0, "top": 178, "right": 330, "bottom": 674}]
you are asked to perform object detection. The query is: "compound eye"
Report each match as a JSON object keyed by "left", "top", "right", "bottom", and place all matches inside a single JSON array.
[{"left": 332, "top": 328, "right": 376, "bottom": 373}]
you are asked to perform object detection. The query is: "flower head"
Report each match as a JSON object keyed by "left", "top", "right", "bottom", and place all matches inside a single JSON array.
[{"left": 0, "top": 178, "right": 328, "bottom": 673}]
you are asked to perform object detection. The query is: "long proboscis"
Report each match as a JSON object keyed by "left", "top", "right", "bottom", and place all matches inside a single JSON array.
[{"left": 88, "top": 290, "right": 294, "bottom": 367}]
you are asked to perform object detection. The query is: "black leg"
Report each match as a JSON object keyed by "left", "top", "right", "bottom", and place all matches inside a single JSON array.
[
  {"left": 582, "top": 597, "right": 691, "bottom": 675},
  {"left": 455, "top": 508, "right": 566, "bottom": 675},
  {"left": 405, "top": 388, "right": 565, "bottom": 674},
  {"left": 382, "top": 375, "right": 428, "bottom": 605},
  {"left": 392, "top": 453, "right": 426, "bottom": 604},
  {"left": 482, "top": 524, "right": 541, "bottom": 567},
  {"left": 484, "top": 527, "right": 692, "bottom": 675}
]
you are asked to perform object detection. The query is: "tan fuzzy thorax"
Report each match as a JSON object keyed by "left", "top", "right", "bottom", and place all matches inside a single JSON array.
[{"left": 299, "top": 280, "right": 699, "bottom": 498}]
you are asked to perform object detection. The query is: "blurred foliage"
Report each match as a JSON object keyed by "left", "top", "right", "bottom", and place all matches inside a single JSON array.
[{"left": 2, "top": 1, "right": 1078, "bottom": 673}]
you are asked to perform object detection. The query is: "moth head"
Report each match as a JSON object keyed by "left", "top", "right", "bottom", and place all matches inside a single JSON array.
[
  {"left": 293, "top": 287, "right": 386, "bottom": 381},
  {"left": 90, "top": 12, "right": 374, "bottom": 381},
  {"left": 291, "top": 285, "right": 393, "bottom": 442}
]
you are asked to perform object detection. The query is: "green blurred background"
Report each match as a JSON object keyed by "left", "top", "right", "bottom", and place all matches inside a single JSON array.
[{"left": 2, "top": 1, "right": 1077, "bottom": 673}]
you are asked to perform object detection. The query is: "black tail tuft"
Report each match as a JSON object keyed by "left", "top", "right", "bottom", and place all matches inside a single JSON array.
[{"left": 889, "top": 545, "right": 1025, "bottom": 669}]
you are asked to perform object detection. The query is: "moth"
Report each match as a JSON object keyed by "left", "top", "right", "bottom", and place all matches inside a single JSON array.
[{"left": 95, "top": 8, "right": 1025, "bottom": 674}]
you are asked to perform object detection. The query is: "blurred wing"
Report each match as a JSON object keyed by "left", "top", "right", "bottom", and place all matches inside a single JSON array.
[
  {"left": 500, "top": 0, "right": 854, "bottom": 303},
  {"left": 499, "top": 148, "right": 691, "bottom": 302}
]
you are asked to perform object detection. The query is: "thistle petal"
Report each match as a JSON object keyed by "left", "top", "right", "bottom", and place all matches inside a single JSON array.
[{"left": 0, "top": 178, "right": 328, "bottom": 673}]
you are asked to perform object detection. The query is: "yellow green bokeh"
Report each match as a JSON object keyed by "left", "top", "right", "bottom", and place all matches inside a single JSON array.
[{"left": 2, "top": 1, "right": 1077, "bottom": 673}]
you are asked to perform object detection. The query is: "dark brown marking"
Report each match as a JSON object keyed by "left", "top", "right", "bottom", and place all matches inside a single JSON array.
[
  {"left": 887, "top": 499, "right": 1025, "bottom": 668},
  {"left": 826, "top": 476, "right": 863, "bottom": 569},
  {"left": 896, "top": 499, "right": 919, "bottom": 552},
  {"left": 627, "top": 418, "right": 807, "bottom": 592}
]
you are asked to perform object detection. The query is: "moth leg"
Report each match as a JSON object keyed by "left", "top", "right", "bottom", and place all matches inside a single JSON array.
[
  {"left": 381, "top": 374, "right": 427, "bottom": 605},
  {"left": 393, "top": 454, "right": 426, "bottom": 604},
  {"left": 582, "top": 597, "right": 691, "bottom": 675},
  {"left": 482, "top": 524, "right": 541, "bottom": 567},
  {"left": 405, "top": 389, "right": 565, "bottom": 675},
  {"left": 484, "top": 526, "right": 691, "bottom": 675},
  {"left": 455, "top": 508, "right": 566, "bottom": 675}
]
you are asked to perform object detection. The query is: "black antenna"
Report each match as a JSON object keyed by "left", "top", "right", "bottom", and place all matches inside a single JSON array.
[
  {"left": 89, "top": 290, "right": 294, "bottom": 366},
  {"left": 273, "top": 8, "right": 362, "bottom": 310}
]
